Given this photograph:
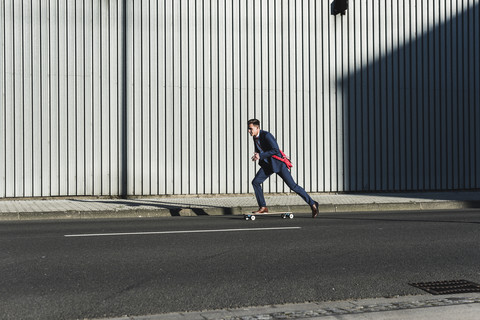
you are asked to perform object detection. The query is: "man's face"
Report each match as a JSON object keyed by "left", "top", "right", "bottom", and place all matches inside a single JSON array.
[{"left": 248, "top": 124, "right": 260, "bottom": 137}]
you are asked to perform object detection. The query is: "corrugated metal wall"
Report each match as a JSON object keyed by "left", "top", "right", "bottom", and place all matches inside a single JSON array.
[
  {"left": 0, "top": 0, "right": 126, "bottom": 197},
  {"left": 1, "top": 0, "right": 479, "bottom": 198}
]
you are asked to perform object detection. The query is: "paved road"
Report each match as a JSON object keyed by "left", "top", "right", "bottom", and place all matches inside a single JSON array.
[{"left": 1, "top": 209, "right": 480, "bottom": 319}]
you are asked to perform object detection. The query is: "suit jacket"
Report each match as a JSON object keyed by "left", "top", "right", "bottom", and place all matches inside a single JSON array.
[{"left": 254, "top": 130, "right": 285, "bottom": 173}]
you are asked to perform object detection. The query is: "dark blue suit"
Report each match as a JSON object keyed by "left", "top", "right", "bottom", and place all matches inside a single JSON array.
[{"left": 252, "top": 130, "right": 314, "bottom": 207}]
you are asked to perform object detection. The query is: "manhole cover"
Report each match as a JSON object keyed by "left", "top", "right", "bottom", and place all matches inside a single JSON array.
[{"left": 409, "top": 280, "right": 480, "bottom": 295}]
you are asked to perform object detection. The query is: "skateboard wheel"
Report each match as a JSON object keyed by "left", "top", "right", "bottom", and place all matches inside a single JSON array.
[
  {"left": 282, "top": 214, "right": 287, "bottom": 219},
  {"left": 244, "top": 215, "right": 249, "bottom": 220},
  {"left": 289, "top": 213, "right": 294, "bottom": 219},
  {"left": 250, "top": 215, "right": 256, "bottom": 221}
]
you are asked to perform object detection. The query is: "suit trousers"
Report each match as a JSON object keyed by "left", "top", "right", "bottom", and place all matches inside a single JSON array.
[{"left": 252, "top": 164, "right": 314, "bottom": 208}]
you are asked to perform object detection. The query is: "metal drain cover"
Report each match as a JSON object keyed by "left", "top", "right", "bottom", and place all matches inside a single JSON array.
[{"left": 409, "top": 280, "right": 480, "bottom": 295}]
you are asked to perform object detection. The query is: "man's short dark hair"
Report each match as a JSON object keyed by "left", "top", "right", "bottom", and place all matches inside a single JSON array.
[{"left": 248, "top": 119, "right": 260, "bottom": 127}]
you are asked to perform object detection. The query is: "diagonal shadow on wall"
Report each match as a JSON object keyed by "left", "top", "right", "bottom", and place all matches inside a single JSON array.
[{"left": 337, "top": 2, "right": 480, "bottom": 195}]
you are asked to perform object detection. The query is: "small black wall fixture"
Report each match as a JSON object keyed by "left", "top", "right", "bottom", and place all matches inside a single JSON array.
[{"left": 331, "top": 0, "right": 348, "bottom": 16}]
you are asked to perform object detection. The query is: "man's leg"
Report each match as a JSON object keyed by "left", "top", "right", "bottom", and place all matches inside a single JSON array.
[
  {"left": 277, "top": 165, "right": 314, "bottom": 206},
  {"left": 252, "top": 168, "right": 272, "bottom": 207}
]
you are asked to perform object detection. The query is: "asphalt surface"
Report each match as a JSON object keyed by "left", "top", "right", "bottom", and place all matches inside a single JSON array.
[{"left": 1, "top": 209, "right": 480, "bottom": 319}]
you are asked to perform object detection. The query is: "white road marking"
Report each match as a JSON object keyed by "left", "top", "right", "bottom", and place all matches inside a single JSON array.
[{"left": 64, "top": 226, "right": 301, "bottom": 238}]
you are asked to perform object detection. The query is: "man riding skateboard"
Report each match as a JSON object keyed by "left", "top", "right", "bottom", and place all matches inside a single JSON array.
[{"left": 247, "top": 119, "right": 319, "bottom": 218}]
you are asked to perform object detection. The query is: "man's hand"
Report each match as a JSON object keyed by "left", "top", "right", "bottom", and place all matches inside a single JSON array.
[{"left": 251, "top": 153, "right": 260, "bottom": 162}]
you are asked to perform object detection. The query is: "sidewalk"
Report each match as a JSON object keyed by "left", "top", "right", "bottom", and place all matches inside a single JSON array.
[
  {"left": 94, "top": 293, "right": 480, "bottom": 320},
  {"left": 0, "top": 191, "right": 479, "bottom": 221}
]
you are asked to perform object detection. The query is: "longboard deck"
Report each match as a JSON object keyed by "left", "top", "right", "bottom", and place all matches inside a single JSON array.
[{"left": 243, "top": 212, "right": 294, "bottom": 220}]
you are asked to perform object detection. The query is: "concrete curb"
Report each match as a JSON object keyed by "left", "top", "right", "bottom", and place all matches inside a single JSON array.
[{"left": 1, "top": 200, "right": 479, "bottom": 221}]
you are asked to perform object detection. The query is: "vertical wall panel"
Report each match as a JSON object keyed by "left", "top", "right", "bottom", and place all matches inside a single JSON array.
[
  {"left": 1, "top": 0, "right": 479, "bottom": 198},
  {"left": 15, "top": 0, "right": 25, "bottom": 197},
  {"left": 49, "top": 0, "right": 59, "bottom": 196},
  {"left": 4, "top": 0, "right": 15, "bottom": 197},
  {"left": 0, "top": 0, "right": 6, "bottom": 197},
  {"left": 475, "top": 0, "right": 480, "bottom": 188}
]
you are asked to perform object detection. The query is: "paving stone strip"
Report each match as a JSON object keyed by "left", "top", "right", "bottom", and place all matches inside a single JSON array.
[
  {"left": 93, "top": 295, "right": 480, "bottom": 320},
  {"left": 202, "top": 296, "right": 480, "bottom": 320}
]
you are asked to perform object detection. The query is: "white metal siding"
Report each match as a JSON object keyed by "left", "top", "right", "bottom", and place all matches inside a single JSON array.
[
  {"left": 0, "top": 0, "right": 125, "bottom": 197},
  {"left": 1, "top": 0, "right": 479, "bottom": 197}
]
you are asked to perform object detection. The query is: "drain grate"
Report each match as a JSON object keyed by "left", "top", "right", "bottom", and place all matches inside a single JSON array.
[{"left": 409, "top": 280, "right": 480, "bottom": 295}]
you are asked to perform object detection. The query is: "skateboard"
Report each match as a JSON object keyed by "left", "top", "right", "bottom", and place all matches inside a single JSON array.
[{"left": 243, "top": 212, "right": 294, "bottom": 221}]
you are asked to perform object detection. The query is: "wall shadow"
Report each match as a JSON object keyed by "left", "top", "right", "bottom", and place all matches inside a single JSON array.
[{"left": 338, "top": 3, "right": 480, "bottom": 195}]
